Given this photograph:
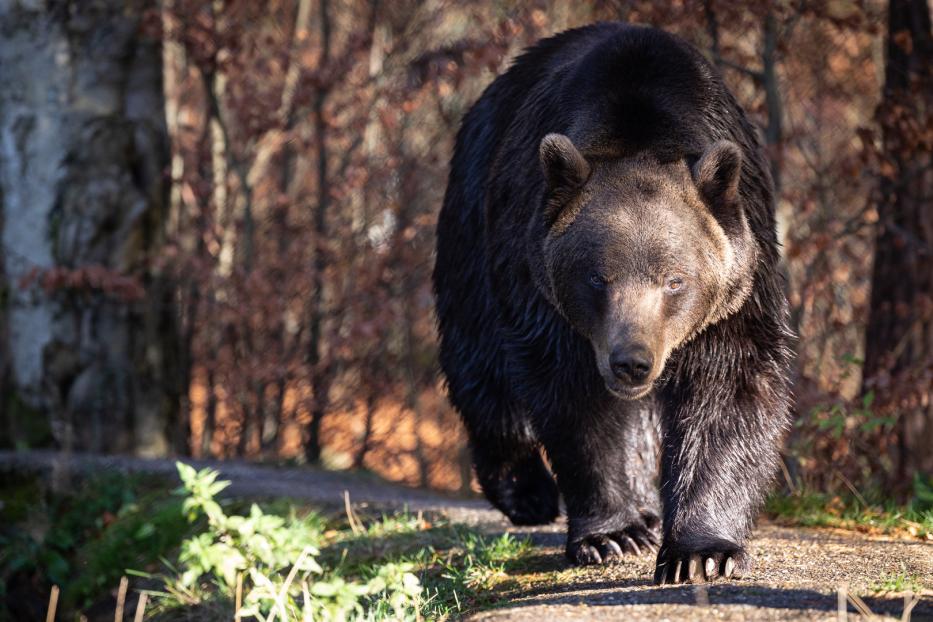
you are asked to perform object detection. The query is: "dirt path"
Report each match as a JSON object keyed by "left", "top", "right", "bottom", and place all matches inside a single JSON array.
[
  {"left": 475, "top": 524, "right": 932, "bottom": 621},
  {"left": 2, "top": 450, "right": 931, "bottom": 621}
]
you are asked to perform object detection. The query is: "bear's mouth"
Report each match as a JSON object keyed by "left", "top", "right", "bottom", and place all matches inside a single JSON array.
[{"left": 605, "top": 381, "right": 654, "bottom": 401}]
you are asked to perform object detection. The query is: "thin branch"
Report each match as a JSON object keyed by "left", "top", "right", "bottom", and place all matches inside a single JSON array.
[
  {"left": 719, "top": 57, "right": 765, "bottom": 81},
  {"left": 200, "top": 66, "right": 255, "bottom": 271},
  {"left": 277, "top": 0, "right": 314, "bottom": 127},
  {"left": 704, "top": 0, "right": 723, "bottom": 68},
  {"left": 704, "top": 0, "right": 764, "bottom": 80}
]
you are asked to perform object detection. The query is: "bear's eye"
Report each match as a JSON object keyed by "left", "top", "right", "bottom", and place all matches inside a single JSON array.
[
  {"left": 666, "top": 277, "right": 685, "bottom": 293},
  {"left": 588, "top": 272, "right": 607, "bottom": 290}
]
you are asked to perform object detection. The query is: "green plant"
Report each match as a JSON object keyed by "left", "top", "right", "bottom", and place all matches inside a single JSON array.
[
  {"left": 0, "top": 471, "right": 193, "bottom": 619},
  {"left": 911, "top": 473, "right": 933, "bottom": 512},
  {"left": 151, "top": 463, "right": 425, "bottom": 621},
  {"left": 2, "top": 467, "right": 535, "bottom": 621},
  {"left": 871, "top": 566, "right": 924, "bottom": 594},
  {"left": 66, "top": 493, "right": 188, "bottom": 608},
  {"left": 801, "top": 391, "right": 896, "bottom": 440},
  {"left": 765, "top": 489, "right": 933, "bottom": 538}
]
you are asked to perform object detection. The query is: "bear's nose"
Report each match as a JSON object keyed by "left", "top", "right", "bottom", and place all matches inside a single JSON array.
[{"left": 610, "top": 347, "right": 653, "bottom": 385}]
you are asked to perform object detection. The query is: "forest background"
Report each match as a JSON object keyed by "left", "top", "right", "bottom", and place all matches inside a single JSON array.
[{"left": 1, "top": 0, "right": 930, "bottom": 501}]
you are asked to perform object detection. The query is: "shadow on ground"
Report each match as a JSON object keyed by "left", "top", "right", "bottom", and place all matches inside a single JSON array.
[
  {"left": 503, "top": 581, "right": 931, "bottom": 616},
  {"left": 491, "top": 527, "right": 932, "bottom": 621}
]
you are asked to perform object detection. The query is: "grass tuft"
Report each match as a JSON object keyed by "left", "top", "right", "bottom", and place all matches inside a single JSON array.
[
  {"left": 765, "top": 489, "right": 933, "bottom": 539},
  {"left": 870, "top": 566, "right": 924, "bottom": 594}
]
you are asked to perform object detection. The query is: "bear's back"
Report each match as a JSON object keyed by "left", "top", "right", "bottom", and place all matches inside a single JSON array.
[
  {"left": 481, "top": 23, "right": 725, "bottom": 172},
  {"left": 476, "top": 22, "right": 775, "bottom": 274}
]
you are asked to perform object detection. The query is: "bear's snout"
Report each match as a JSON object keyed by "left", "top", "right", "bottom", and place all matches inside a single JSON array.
[{"left": 609, "top": 345, "right": 654, "bottom": 386}]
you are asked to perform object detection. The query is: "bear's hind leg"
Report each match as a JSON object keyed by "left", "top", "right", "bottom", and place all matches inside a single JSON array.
[
  {"left": 472, "top": 441, "right": 560, "bottom": 526},
  {"left": 437, "top": 309, "right": 559, "bottom": 525},
  {"left": 447, "top": 367, "right": 559, "bottom": 525}
]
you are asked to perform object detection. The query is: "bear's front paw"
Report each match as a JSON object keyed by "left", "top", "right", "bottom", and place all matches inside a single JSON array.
[
  {"left": 653, "top": 538, "right": 752, "bottom": 584},
  {"left": 566, "top": 511, "right": 660, "bottom": 565}
]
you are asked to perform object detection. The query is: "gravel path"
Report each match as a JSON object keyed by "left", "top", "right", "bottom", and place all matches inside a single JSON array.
[
  {"left": 476, "top": 523, "right": 932, "bottom": 621},
  {"left": 2, "top": 450, "right": 931, "bottom": 621}
]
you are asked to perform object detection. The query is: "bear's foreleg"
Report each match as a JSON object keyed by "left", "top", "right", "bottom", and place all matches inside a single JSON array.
[
  {"left": 542, "top": 407, "right": 662, "bottom": 565},
  {"left": 654, "top": 349, "right": 789, "bottom": 584}
]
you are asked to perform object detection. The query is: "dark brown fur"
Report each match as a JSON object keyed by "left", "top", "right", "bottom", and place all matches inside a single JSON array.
[{"left": 433, "top": 23, "right": 792, "bottom": 582}]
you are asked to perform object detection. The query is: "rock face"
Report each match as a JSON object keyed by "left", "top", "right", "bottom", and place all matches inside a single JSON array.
[
  {"left": 433, "top": 22, "right": 792, "bottom": 582},
  {"left": 0, "top": 1, "right": 178, "bottom": 455}
]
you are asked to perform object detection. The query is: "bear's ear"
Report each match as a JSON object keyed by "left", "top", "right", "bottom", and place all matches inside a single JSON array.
[
  {"left": 692, "top": 140, "right": 742, "bottom": 210},
  {"left": 540, "top": 133, "right": 590, "bottom": 191},
  {"left": 539, "top": 133, "right": 590, "bottom": 228}
]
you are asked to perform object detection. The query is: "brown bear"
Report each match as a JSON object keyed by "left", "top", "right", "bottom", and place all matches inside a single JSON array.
[{"left": 433, "top": 22, "right": 792, "bottom": 584}]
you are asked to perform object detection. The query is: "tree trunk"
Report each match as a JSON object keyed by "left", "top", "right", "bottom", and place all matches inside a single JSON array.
[
  {"left": 0, "top": 196, "right": 9, "bottom": 447},
  {"left": 863, "top": 0, "right": 933, "bottom": 484},
  {"left": 305, "top": 0, "right": 333, "bottom": 464},
  {"left": 201, "top": 367, "right": 218, "bottom": 458},
  {"left": 354, "top": 394, "right": 376, "bottom": 469},
  {"left": 0, "top": 0, "right": 179, "bottom": 456}
]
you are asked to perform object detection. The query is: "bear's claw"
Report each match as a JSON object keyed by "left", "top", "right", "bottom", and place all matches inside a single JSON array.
[
  {"left": 653, "top": 544, "right": 751, "bottom": 584},
  {"left": 567, "top": 518, "right": 660, "bottom": 565}
]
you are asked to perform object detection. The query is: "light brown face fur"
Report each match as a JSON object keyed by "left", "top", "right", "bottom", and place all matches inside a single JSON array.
[{"left": 539, "top": 136, "right": 756, "bottom": 398}]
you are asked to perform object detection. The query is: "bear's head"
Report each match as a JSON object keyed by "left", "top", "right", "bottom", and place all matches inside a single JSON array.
[{"left": 538, "top": 133, "right": 758, "bottom": 399}]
